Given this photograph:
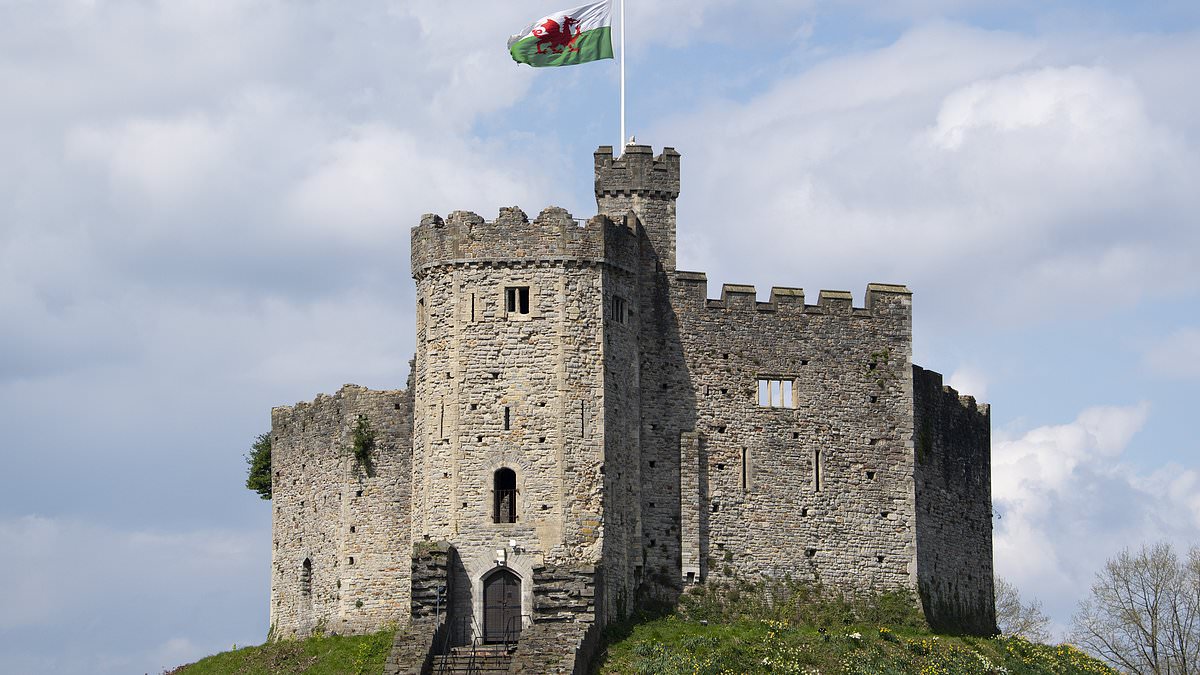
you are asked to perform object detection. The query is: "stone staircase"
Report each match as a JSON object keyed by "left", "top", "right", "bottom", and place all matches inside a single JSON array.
[{"left": 432, "top": 645, "right": 514, "bottom": 674}]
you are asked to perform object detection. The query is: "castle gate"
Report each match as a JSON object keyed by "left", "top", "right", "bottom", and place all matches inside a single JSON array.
[{"left": 482, "top": 569, "right": 521, "bottom": 644}]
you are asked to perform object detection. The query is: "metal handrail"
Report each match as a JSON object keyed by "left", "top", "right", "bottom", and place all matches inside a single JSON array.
[{"left": 502, "top": 613, "right": 532, "bottom": 651}]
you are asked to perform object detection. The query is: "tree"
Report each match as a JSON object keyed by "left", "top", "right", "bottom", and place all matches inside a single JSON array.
[
  {"left": 245, "top": 432, "right": 272, "bottom": 500},
  {"left": 995, "top": 575, "right": 1052, "bottom": 642},
  {"left": 1070, "top": 542, "right": 1200, "bottom": 675}
]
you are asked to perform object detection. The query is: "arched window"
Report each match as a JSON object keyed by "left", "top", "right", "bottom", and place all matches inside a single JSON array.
[
  {"left": 493, "top": 468, "right": 517, "bottom": 523},
  {"left": 301, "top": 558, "right": 312, "bottom": 597}
]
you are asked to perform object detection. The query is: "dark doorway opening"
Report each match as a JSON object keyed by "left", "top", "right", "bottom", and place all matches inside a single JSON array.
[{"left": 482, "top": 568, "right": 521, "bottom": 644}]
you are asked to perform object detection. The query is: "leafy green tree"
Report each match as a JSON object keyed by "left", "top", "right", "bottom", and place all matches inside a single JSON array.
[{"left": 245, "top": 432, "right": 272, "bottom": 500}]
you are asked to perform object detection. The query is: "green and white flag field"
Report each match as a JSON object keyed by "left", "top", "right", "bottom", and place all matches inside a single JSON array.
[{"left": 508, "top": 1, "right": 614, "bottom": 67}]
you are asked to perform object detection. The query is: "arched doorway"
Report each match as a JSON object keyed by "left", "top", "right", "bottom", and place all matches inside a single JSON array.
[{"left": 482, "top": 568, "right": 521, "bottom": 644}]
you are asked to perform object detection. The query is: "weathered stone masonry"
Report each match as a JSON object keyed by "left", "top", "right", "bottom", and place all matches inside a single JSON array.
[{"left": 269, "top": 144, "right": 996, "bottom": 670}]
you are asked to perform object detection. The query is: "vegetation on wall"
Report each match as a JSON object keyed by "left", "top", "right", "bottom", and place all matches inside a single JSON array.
[
  {"left": 347, "top": 414, "right": 376, "bottom": 476},
  {"left": 244, "top": 432, "right": 272, "bottom": 500}
]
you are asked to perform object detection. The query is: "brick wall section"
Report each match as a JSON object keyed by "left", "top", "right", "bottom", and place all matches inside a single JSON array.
[
  {"left": 913, "top": 366, "right": 995, "bottom": 635},
  {"left": 382, "top": 617, "right": 443, "bottom": 675},
  {"left": 673, "top": 277, "right": 918, "bottom": 593},
  {"left": 509, "top": 621, "right": 600, "bottom": 674},
  {"left": 384, "top": 544, "right": 453, "bottom": 674},
  {"left": 270, "top": 384, "right": 413, "bottom": 638}
]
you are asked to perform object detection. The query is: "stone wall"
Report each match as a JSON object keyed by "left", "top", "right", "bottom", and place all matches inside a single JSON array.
[
  {"left": 268, "top": 143, "right": 999, "bottom": 659},
  {"left": 269, "top": 384, "right": 413, "bottom": 638},
  {"left": 913, "top": 366, "right": 995, "bottom": 635},
  {"left": 409, "top": 204, "right": 644, "bottom": 641},
  {"left": 673, "top": 276, "right": 918, "bottom": 593},
  {"left": 594, "top": 145, "right": 680, "bottom": 272}
]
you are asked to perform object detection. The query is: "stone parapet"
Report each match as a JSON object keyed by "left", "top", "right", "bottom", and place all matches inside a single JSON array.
[
  {"left": 674, "top": 272, "right": 913, "bottom": 318},
  {"left": 410, "top": 207, "right": 639, "bottom": 277}
]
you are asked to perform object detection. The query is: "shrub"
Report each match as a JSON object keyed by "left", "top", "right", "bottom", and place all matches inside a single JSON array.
[{"left": 244, "top": 432, "right": 272, "bottom": 500}]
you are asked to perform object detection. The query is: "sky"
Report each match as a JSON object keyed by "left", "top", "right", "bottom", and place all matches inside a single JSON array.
[{"left": 1, "top": 1, "right": 1198, "bottom": 672}]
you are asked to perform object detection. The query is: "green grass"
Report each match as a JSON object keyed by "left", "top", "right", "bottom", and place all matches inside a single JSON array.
[
  {"left": 597, "top": 616, "right": 1118, "bottom": 675},
  {"left": 165, "top": 627, "right": 395, "bottom": 675},
  {"left": 595, "top": 580, "right": 1118, "bottom": 675}
]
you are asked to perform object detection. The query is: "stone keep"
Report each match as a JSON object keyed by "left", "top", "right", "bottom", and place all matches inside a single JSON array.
[{"left": 269, "top": 145, "right": 996, "bottom": 662}]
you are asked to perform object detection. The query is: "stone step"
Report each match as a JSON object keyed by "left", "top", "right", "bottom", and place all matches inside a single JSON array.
[{"left": 433, "top": 651, "right": 513, "bottom": 674}]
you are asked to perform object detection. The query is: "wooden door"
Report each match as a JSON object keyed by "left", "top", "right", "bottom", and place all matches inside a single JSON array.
[{"left": 483, "top": 569, "right": 521, "bottom": 644}]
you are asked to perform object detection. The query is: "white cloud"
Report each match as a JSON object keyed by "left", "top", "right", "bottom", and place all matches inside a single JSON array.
[
  {"left": 651, "top": 22, "right": 1200, "bottom": 326},
  {"left": 285, "top": 124, "right": 549, "bottom": 240},
  {"left": 0, "top": 515, "right": 266, "bottom": 674},
  {"left": 67, "top": 114, "right": 230, "bottom": 209},
  {"left": 947, "top": 365, "right": 988, "bottom": 400},
  {"left": 1143, "top": 327, "right": 1200, "bottom": 379},
  {"left": 992, "top": 402, "right": 1200, "bottom": 639}
]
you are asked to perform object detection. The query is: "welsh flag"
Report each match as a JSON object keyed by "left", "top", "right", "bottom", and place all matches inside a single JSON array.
[{"left": 508, "top": 1, "right": 614, "bottom": 68}]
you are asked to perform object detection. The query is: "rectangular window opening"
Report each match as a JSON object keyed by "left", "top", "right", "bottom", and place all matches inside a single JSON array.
[
  {"left": 813, "top": 449, "right": 822, "bottom": 492},
  {"left": 503, "top": 406, "right": 511, "bottom": 431},
  {"left": 505, "top": 286, "right": 530, "bottom": 315},
  {"left": 610, "top": 295, "right": 628, "bottom": 324},
  {"left": 470, "top": 292, "right": 476, "bottom": 322},
  {"left": 757, "top": 378, "right": 796, "bottom": 408}
]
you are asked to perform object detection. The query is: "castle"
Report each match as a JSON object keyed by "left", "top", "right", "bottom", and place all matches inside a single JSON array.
[{"left": 268, "top": 145, "right": 995, "bottom": 672}]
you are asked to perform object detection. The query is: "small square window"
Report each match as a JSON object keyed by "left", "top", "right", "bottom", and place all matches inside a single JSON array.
[{"left": 505, "top": 286, "right": 530, "bottom": 315}]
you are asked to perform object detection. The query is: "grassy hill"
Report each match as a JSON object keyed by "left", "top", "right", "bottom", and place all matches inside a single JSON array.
[
  {"left": 168, "top": 581, "right": 1117, "bottom": 674},
  {"left": 598, "top": 616, "right": 1115, "bottom": 674},
  {"left": 596, "top": 580, "right": 1115, "bottom": 674},
  {"left": 165, "top": 627, "right": 394, "bottom": 675}
]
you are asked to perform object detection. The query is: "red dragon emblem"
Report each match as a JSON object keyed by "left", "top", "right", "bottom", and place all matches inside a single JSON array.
[{"left": 533, "top": 15, "right": 582, "bottom": 54}]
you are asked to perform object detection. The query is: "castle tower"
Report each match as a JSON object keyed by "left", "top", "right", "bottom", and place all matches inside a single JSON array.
[
  {"left": 267, "top": 144, "right": 996, "bottom": 667},
  {"left": 408, "top": 201, "right": 646, "bottom": 645},
  {"left": 594, "top": 145, "right": 681, "bottom": 272}
]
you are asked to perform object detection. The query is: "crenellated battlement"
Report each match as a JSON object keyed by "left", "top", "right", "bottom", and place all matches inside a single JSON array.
[
  {"left": 594, "top": 144, "right": 681, "bottom": 199},
  {"left": 410, "top": 205, "right": 640, "bottom": 276},
  {"left": 674, "top": 271, "right": 911, "bottom": 317},
  {"left": 913, "top": 367, "right": 992, "bottom": 417}
]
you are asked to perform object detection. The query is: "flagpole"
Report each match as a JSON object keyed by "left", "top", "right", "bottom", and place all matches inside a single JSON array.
[{"left": 619, "top": 0, "right": 625, "bottom": 155}]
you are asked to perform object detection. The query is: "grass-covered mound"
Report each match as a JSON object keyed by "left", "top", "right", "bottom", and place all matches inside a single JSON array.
[
  {"left": 597, "top": 579, "right": 1117, "bottom": 675},
  {"left": 165, "top": 627, "right": 394, "bottom": 675}
]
